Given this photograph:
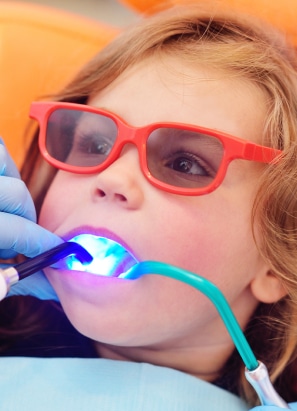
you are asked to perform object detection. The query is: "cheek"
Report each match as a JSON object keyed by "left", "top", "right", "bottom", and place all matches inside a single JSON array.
[
  {"left": 38, "top": 174, "right": 79, "bottom": 232},
  {"left": 150, "top": 191, "right": 261, "bottom": 295}
]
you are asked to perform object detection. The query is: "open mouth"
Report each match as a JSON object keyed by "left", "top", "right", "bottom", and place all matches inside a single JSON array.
[{"left": 58, "top": 234, "right": 138, "bottom": 277}]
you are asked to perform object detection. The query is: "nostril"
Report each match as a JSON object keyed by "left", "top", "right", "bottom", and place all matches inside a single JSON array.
[
  {"left": 96, "top": 189, "right": 126, "bottom": 202},
  {"left": 97, "top": 189, "right": 106, "bottom": 197},
  {"left": 115, "top": 193, "right": 127, "bottom": 202}
]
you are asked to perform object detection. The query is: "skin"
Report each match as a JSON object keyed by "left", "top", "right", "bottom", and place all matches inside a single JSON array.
[{"left": 39, "top": 56, "right": 285, "bottom": 381}]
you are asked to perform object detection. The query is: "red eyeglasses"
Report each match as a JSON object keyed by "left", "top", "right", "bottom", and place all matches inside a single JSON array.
[{"left": 29, "top": 101, "right": 281, "bottom": 196}]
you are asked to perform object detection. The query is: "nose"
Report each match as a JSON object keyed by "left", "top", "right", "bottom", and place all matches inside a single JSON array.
[{"left": 91, "top": 146, "right": 144, "bottom": 209}]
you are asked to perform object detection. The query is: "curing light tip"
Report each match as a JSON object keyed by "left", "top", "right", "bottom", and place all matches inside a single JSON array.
[{"left": 62, "top": 234, "right": 138, "bottom": 278}]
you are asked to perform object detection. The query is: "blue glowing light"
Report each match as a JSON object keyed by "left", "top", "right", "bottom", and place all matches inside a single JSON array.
[{"left": 63, "top": 234, "right": 138, "bottom": 277}]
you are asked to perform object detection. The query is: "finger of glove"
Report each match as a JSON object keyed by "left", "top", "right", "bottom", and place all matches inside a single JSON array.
[
  {"left": 0, "top": 213, "right": 62, "bottom": 259},
  {"left": 7, "top": 271, "right": 59, "bottom": 301},
  {"left": 0, "top": 176, "right": 36, "bottom": 222},
  {"left": 0, "top": 139, "right": 20, "bottom": 179}
]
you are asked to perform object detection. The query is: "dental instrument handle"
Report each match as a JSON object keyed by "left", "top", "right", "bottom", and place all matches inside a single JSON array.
[
  {"left": 245, "top": 362, "right": 290, "bottom": 408},
  {"left": 0, "top": 242, "right": 93, "bottom": 301},
  {"left": 0, "top": 267, "right": 18, "bottom": 300}
]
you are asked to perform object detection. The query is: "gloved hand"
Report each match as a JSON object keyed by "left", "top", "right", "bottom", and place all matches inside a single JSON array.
[
  {"left": 7, "top": 271, "right": 59, "bottom": 301},
  {"left": 0, "top": 139, "right": 61, "bottom": 259},
  {"left": 0, "top": 139, "right": 61, "bottom": 300},
  {"left": 250, "top": 403, "right": 297, "bottom": 410}
]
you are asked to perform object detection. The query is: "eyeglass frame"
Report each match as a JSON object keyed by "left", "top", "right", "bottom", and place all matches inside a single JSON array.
[{"left": 29, "top": 101, "right": 282, "bottom": 196}]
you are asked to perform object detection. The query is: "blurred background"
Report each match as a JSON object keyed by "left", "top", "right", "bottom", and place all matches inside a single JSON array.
[{"left": 15, "top": 0, "right": 138, "bottom": 26}]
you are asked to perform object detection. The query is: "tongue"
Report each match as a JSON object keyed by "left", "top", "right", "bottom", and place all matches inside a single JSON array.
[{"left": 61, "top": 234, "right": 138, "bottom": 277}]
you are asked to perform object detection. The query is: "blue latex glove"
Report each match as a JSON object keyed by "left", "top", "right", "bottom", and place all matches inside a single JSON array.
[
  {"left": 250, "top": 403, "right": 297, "bottom": 410},
  {"left": 0, "top": 140, "right": 61, "bottom": 258},
  {"left": 0, "top": 139, "right": 60, "bottom": 300},
  {"left": 7, "top": 271, "right": 59, "bottom": 301}
]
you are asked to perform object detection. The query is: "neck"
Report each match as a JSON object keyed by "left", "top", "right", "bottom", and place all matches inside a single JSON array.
[{"left": 95, "top": 340, "right": 235, "bottom": 382}]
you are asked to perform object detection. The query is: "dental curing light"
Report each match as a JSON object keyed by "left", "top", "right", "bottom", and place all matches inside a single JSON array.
[{"left": 0, "top": 242, "right": 92, "bottom": 300}]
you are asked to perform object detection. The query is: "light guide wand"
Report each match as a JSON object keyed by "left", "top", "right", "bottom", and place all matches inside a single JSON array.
[{"left": 0, "top": 242, "right": 93, "bottom": 300}]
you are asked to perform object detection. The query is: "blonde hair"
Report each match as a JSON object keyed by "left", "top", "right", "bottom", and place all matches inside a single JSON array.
[{"left": 22, "top": 2, "right": 297, "bottom": 405}]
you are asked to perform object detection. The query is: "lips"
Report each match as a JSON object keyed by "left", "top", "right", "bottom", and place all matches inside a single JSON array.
[{"left": 56, "top": 234, "right": 138, "bottom": 277}]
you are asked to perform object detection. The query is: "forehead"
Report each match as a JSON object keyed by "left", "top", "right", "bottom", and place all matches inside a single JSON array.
[{"left": 88, "top": 55, "right": 268, "bottom": 145}]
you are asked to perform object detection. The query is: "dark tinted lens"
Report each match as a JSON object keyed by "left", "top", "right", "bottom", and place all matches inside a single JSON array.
[
  {"left": 46, "top": 109, "right": 118, "bottom": 167},
  {"left": 147, "top": 127, "right": 224, "bottom": 188}
]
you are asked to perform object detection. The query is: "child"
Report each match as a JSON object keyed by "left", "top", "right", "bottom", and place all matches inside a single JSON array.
[{"left": 1, "top": 2, "right": 297, "bottom": 409}]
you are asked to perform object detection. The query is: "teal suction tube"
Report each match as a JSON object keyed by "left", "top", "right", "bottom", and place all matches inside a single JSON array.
[
  {"left": 124, "top": 260, "right": 258, "bottom": 370},
  {"left": 123, "top": 261, "right": 290, "bottom": 408}
]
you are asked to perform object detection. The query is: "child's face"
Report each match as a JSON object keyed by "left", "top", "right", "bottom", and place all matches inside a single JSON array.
[{"left": 39, "top": 56, "right": 275, "bottom": 378}]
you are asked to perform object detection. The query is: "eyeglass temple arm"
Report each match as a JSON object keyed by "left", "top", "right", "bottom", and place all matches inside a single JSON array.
[
  {"left": 123, "top": 261, "right": 290, "bottom": 408},
  {"left": 243, "top": 143, "right": 282, "bottom": 163}
]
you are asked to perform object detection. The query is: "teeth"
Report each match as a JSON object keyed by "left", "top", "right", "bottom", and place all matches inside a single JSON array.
[{"left": 61, "top": 234, "right": 138, "bottom": 277}]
